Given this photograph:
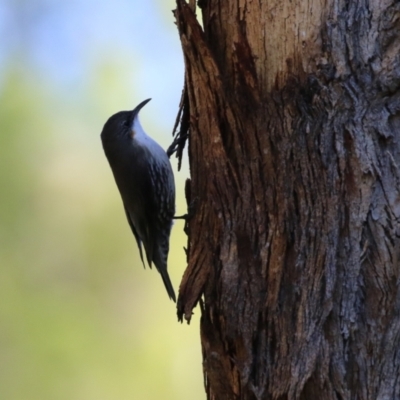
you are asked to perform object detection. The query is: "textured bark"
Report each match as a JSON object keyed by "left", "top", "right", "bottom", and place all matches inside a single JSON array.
[{"left": 174, "top": 0, "right": 400, "bottom": 399}]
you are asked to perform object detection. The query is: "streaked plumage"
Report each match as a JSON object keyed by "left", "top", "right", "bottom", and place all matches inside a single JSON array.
[{"left": 101, "top": 99, "right": 176, "bottom": 301}]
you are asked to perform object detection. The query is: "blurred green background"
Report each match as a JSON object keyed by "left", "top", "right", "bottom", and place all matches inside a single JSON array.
[{"left": 0, "top": 1, "right": 204, "bottom": 399}]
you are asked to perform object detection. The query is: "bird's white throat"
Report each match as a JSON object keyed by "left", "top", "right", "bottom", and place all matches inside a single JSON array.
[{"left": 131, "top": 116, "right": 167, "bottom": 159}]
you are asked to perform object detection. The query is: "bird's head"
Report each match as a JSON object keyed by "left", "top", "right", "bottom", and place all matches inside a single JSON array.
[{"left": 100, "top": 98, "right": 151, "bottom": 142}]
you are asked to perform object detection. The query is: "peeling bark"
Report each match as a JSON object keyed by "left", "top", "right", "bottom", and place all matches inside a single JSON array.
[{"left": 174, "top": 0, "right": 400, "bottom": 398}]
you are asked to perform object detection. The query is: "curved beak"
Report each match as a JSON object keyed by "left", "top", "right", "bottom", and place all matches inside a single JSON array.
[
  {"left": 131, "top": 98, "right": 151, "bottom": 120},
  {"left": 129, "top": 98, "right": 151, "bottom": 135}
]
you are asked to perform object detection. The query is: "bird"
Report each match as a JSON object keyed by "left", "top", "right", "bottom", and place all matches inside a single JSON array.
[{"left": 100, "top": 99, "right": 176, "bottom": 302}]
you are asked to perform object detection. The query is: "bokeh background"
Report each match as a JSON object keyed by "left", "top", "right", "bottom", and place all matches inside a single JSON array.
[{"left": 0, "top": 1, "right": 204, "bottom": 399}]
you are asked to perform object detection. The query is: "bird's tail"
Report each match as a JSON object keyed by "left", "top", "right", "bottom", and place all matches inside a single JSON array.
[
  {"left": 153, "top": 232, "right": 175, "bottom": 302},
  {"left": 159, "top": 268, "right": 176, "bottom": 302}
]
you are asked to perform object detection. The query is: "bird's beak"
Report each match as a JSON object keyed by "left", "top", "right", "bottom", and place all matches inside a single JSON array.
[
  {"left": 131, "top": 98, "right": 151, "bottom": 120},
  {"left": 129, "top": 98, "right": 151, "bottom": 137}
]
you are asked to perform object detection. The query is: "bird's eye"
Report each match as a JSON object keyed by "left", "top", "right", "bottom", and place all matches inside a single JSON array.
[{"left": 122, "top": 120, "right": 130, "bottom": 127}]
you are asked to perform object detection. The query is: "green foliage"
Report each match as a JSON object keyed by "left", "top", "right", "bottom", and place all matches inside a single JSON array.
[{"left": 0, "top": 61, "right": 202, "bottom": 399}]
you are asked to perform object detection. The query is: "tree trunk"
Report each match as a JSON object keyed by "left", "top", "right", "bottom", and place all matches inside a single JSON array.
[{"left": 173, "top": 0, "right": 400, "bottom": 399}]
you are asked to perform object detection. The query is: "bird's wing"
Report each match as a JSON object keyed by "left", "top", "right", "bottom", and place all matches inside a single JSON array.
[
  {"left": 113, "top": 146, "right": 172, "bottom": 271},
  {"left": 124, "top": 204, "right": 146, "bottom": 269}
]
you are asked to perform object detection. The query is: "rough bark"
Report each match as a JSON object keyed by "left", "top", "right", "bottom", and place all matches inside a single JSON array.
[{"left": 173, "top": 0, "right": 400, "bottom": 399}]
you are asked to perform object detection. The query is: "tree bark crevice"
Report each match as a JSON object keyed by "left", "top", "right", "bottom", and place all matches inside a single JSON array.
[{"left": 174, "top": 0, "right": 400, "bottom": 398}]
